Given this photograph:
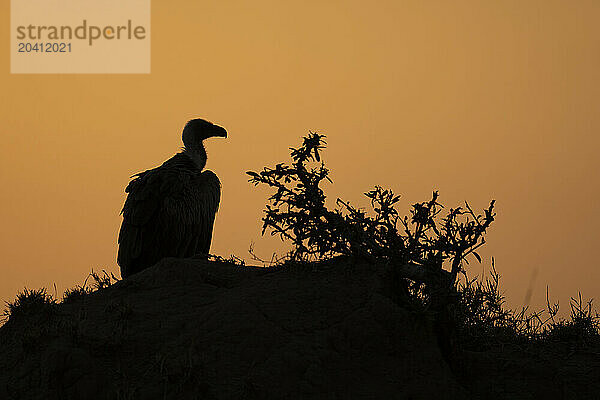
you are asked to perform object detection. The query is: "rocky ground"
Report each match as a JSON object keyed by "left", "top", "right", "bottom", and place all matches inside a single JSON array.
[{"left": 0, "top": 257, "right": 598, "bottom": 399}]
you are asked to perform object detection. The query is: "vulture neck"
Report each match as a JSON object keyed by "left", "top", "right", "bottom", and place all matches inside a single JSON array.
[{"left": 183, "top": 143, "right": 207, "bottom": 171}]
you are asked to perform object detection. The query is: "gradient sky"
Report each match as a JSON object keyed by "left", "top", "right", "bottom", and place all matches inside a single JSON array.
[{"left": 1, "top": 0, "right": 598, "bottom": 314}]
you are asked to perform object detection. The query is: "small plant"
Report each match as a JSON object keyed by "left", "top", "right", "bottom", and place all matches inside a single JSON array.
[
  {"left": 247, "top": 132, "right": 495, "bottom": 295},
  {"left": 208, "top": 253, "right": 246, "bottom": 267},
  {"left": 453, "top": 262, "right": 600, "bottom": 349},
  {"left": 453, "top": 260, "right": 524, "bottom": 349},
  {"left": 2, "top": 287, "right": 56, "bottom": 322},
  {"left": 88, "top": 269, "right": 119, "bottom": 291},
  {"left": 542, "top": 293, "right": 600, "bottom": 343},
  {"left": 62, "top": 285, "right": 90, "bottom": 304},
  {"left": 60, "top": 269, "right": 120, "bottom": 306}
]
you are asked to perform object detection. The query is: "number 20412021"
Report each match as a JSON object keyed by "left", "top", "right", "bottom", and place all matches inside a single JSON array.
[{"left": 18, "top": 42, "right": 72, "bottom": 53}]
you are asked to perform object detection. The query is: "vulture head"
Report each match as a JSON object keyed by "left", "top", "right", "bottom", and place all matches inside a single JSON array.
[{"left": 182, "top": 118, "right": 227, "bottom": 169}]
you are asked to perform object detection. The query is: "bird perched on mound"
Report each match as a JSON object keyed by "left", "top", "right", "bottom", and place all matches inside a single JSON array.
[{"left": 117, "top": 119, "right": 227, "bottom": 278}]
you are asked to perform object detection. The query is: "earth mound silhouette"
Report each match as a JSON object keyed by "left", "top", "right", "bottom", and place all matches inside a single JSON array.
[{"left": 0, "top": 258, "right": 598, "bottom": 399}]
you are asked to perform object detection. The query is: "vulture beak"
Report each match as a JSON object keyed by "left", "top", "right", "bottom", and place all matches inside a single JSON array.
[{"left": 213, "top": 125, "right": 228, "bottom": 138}]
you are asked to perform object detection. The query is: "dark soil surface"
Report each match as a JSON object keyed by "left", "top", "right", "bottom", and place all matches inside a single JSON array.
[{"left": 0, "top": 258, "right": 598, "bottom": 399}]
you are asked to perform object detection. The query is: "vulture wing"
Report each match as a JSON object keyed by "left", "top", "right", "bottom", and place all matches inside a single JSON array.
[{"left": 117, "top": 153, "right": 221, "bottom": 278}]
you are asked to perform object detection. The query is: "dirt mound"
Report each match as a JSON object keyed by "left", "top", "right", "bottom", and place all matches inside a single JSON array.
[
  {"left": 0, "top": 258, "right": 466, "bottom": 399},
  {"left": 1, "top": 258, "right": 598, "bottom": 399}
]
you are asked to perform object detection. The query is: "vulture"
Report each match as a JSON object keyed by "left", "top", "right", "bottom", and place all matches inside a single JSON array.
[{"left": 117, "top": 118, "right": 227, "bottom": 278}]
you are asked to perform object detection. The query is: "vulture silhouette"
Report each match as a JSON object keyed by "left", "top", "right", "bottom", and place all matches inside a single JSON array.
[{"left": 117, "top": 119, "right": 227, "bottom": 278}]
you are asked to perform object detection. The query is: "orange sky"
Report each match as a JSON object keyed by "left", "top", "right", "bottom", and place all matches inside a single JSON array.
[{"left": 1, "top": 0, "right": 598, "bottom": 314}]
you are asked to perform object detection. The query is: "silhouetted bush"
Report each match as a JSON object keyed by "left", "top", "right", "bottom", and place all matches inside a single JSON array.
[
  {"left": 540, "top": 293, "right": 599, "bottom": 343},
  {"left": 248, "top": 132, "right": 599, "bottom": 348},
  {"left": 62, "top": 269, "right": 118, "bottom": 304},
  {"left": 62, "top": 285, "right": 90, "bottom": 304},
  {"left": 454, "top": 263, "right": 599, "bottom": 349},
  {"left": 1, "top": 269, "right": 120, "bottom": 325},
  {"left": 247, "top": 133, "right": 494, "bottom": 294},
  {"left": 2, "top": 288, "right": 56, "bottom": 322}
]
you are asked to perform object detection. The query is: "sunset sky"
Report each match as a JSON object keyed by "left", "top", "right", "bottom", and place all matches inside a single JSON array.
[{"left": 1, "top": 0, "right": 598, "bottom": 314}]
